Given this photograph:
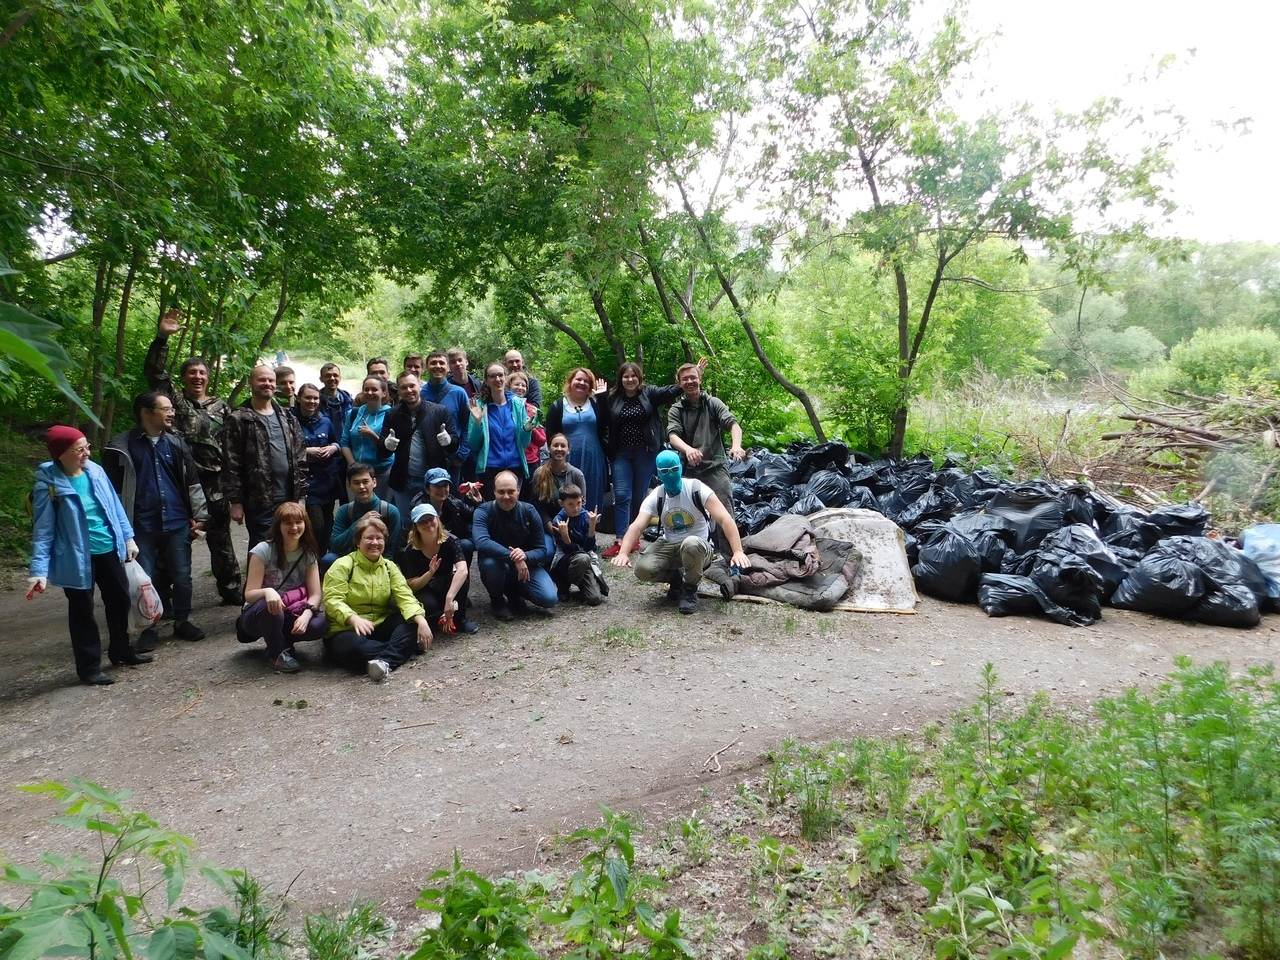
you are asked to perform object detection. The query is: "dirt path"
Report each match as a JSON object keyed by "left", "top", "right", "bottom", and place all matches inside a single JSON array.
[{"left": 1, "top": 532, "right": 1275, "bottom": 917}]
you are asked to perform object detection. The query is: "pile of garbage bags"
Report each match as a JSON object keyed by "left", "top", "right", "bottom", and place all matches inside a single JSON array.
[{"left": 730, "top": 441, "right": 1274, "bottom": 628}]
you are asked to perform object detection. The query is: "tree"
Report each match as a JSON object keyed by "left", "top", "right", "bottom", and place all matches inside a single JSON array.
[{"left": 749, "top": 0, "right": 1176, "bottom": 455}]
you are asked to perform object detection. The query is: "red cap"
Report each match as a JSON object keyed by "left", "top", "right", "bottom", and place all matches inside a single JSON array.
[{"left": 46, "top": 425, "right": 86, "bottom": 460}]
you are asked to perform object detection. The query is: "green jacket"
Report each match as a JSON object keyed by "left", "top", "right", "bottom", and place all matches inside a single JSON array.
[{"left": 323, "top": 551, "right": 424, "bottom": 636}]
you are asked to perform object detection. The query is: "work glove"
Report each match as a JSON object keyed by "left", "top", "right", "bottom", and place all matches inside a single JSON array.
[
  {"left": 384, "top": 429, "right": 399, "bottom": 451},
  {"left": 125, "top": 538, "right": 139, "bottom": 562},
  {"left": 436, "top": 423, "right": 451, "bottom": 445},
  {"left": 26, "top": 576, "right": 47, "bottom": 599}
]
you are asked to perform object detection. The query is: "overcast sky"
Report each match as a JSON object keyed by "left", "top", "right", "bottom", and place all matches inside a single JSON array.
[{"left": 958, "top": 0, "right": 1279, "bottom": 244}]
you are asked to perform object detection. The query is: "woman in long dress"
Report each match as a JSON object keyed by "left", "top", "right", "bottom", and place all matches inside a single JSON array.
[{"left": 544, "top": 367, "right": 609, "bottom": 514}]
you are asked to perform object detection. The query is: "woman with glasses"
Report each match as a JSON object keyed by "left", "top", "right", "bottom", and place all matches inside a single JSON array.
[
  {"left": 466, "top": 362, "right": 537, "bottom": 499},
  {"left": 27, "top": 426, "right": 150, "bottom": 685}
]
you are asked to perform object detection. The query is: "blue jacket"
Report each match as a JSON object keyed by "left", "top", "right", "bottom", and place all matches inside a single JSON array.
[
  {"left": 298, "top": 412, "right": 343, "bottom": 504},
  {"left": 421, "top": 379, "right": 471, "bottom": 463},
  {"left": 30, "top": 460, "right": 134, "bottom": 590},
  {"left": 474, "top": 500, "right": 551, "bottom": 567},
  {"left": 467, "top": 393, "right": 536, "bottom": 476}
]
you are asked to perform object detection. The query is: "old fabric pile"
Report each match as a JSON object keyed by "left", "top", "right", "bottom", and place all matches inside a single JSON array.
[{"left": 730, "top": 441, "right": 1270, "bottom": 628}]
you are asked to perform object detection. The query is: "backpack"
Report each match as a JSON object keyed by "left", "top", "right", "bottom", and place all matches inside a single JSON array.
[
  {"left": 25, "top": 483, "right": 58, "bottom": 519},
  {"left": 654, "top": 485, "right": 712, "bottom": 526}
]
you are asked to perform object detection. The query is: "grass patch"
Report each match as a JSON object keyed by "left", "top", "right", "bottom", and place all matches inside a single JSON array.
[{"left": 411, "top": 658, "right": 1280, "bottom": 959}]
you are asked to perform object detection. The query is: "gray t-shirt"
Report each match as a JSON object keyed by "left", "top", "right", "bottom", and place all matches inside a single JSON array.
[
  {"left": 259, "top": 409, "right": 290, "bottom": 502},
  {"left": 640, "top": 479, "right": 713, "bottom": 543},
  {"left": 248, "top": 541, "right": 315, "bottom": 594}
]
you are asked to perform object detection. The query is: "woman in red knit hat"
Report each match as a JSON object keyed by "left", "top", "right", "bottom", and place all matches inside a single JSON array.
[{"left": 28, "top": 426, "right": 152, "bottom": 685}]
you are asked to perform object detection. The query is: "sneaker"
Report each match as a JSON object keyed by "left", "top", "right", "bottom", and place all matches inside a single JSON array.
[
  {"left": 679, "top": 581, "right": 699, "bottom": 615},
  {"left": 366, "top": 659, "right": 390, "bottom": 682},
  {"left": 601, "top": 541, "right": 622, "bottom": 559},
  {"left": 272, "top": 650, "right": 301, "bottom": 673},
  {"left": 630, "top": 541, "right": 641, "bottom": 553},
  {"left": 173, "top": 620, "right": 205, "bottom": 642},
  {"left": 135, "top": 627, "right": 159, "bottom": 653},
  {"left": 493, "top": 604, "right": 515, "bottom": 622},
  {"left": 457, "top": 618, "right": 479, "bottom": 634}
]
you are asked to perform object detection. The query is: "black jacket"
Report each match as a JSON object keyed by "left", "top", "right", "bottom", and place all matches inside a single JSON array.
[
  {"left": 377, "top": 400, "right": 459, "bottom": 493},
  {"left": 604, "top": 383, "right": 683, "bottom": 457}
]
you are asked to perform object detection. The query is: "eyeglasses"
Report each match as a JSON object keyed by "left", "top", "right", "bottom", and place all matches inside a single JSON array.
[
  {"left": 487, "top": 372, "right": 506, "bottom": 379},
  {"left": 657, "top": 466, "right": 681, "bottom": 476}
]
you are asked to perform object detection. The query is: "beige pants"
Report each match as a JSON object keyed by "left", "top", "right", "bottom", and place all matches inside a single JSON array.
[{"left": 633, "top": 537, "right": 714, "bottom": 586}]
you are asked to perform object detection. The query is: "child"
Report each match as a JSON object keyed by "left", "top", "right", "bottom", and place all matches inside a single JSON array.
[{"left": 551, "top": 483, "right": 605, "bottom": 606}]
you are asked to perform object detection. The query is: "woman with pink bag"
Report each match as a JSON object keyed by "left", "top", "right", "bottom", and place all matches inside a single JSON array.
[{"left": 236, "top": 502, "right": 326, "bottom": 673}]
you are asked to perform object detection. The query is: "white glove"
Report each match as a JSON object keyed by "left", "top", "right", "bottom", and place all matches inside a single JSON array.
[
  {"left": 436, "top": 424, "right": 451, "bottom": 445},
  {"left": 26, "top": 576, "right": 47, "bottom": 597},
  {"left": 125, "top": 538, "right": 139, "bottom": 562},
  {"left": 384, "top": 429, "right": 399, "bottom": 451}
]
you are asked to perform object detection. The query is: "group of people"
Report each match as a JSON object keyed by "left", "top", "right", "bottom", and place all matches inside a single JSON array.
[{"left": 27, "top": 308, "right": 754, "bottom": 685}]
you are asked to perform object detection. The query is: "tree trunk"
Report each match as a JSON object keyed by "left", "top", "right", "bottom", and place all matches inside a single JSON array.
[
  {"left": 85, "top": 256, "right": 115, "bottom": 442},
  {"left": 231, "top": 271, "right": 290, "bottom": 406},
  {"left": 636, "top": 222, "right": 694, "bottom": 363},
  {"left": 100, "top": 251, "right": 141, "bottom": 443},
  {"left": 590, "top": 288, "right": 626, "bottom": 370},
  {"left": 672, "top": 180, "right": 826, "bottom": 441}
]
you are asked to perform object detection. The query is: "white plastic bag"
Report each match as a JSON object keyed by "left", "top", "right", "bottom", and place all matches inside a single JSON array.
[{"left": 125, "top": 559, "right": 164, "bottom": 632}]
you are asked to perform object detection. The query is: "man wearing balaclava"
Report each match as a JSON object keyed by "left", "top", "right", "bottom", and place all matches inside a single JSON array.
[{"left": 609, "top": 450, "right": 750, "bottom": 614}]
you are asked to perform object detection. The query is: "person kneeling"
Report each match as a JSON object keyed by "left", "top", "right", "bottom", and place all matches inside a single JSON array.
[
  {"left": 473, "top": 471, "right": 558, "bottom": 621},
  {"left": 610, "top": 450, "right": 749, "bottom": 614},
  {"left": 323, "top": 514, "right": 431, "bottom": 681},
  {"left": 399, "top": 503, "right": 478, "bottom": 634},
  {"left": 550, "top": 483, "right": 605, "bottom": 606},
  {"left": 237, "top": 502, "right": 327, "bottom": 672}
]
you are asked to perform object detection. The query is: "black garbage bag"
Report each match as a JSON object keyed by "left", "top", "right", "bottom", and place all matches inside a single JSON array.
[
  {"left": 1138, "top": 535, "right": 1267, "bottom": 626},
  {"left": 788, "top": 493, "right": 826, "bottom": 516},
  {"left": 1020, "top": 545, "right": 1104, "bottom": 624},
  {"left": 1062, "top": 484, "right": 1096, "bottom": 527},
  {"left": 1034, "top": 524, "right": 1131, "bottom": 598},
  {"left": 732, "top": 477, "right": 760, "bottom": 504},
  {"left": 977, "top": 574, "right": 1097, "bottom": 627},
  {"left": 949, "top": 468, "right": 1004, "bottom": 509},
  {"left": 797, "top": 441, "right": 852, "bottom": 481},
  {"left": 802, "top": 469, "right": 858, "bottom": 508},
  {"left": 1195, "top": 583, "right": 1262, "bottom": 628},
  {"left": 895, "top": 487, "right": 962, "bottom": 532},
  {"left": 879, "top": 469, "right": 936, "bottom": 521},
  {"left": 769, "top": 489, "right": 800, "bottom": 512},
  {"left": 912, "top": 526, "right": 982, "bottom": 603},
  {"left": 1141, "top": 502, "right": 1210, "bottom": 548},
  {"left": 846, "top": 486, "right": 882, "bottom": 511},
  {"left": 728, "top": 455, "right": 759, "bottom": 479},
  {"left": 904, "top": 533, "right": 920, "bottom": 568},
  {"left": 1101, "top": 506, "right": 1148, "bottom": 552},
  {"left": 951, "top": 512, "right": 1018, "bottom": 574},
  {"left": 984, "top": 481, "right": 1069, "bottom": 552},
  {"left": 784, "top": 438, "right": 814, "bottom": 455},
  {"left": 735, "top": 502, "right": 783, "bottom": 536},
  {"left": 847, "top": 462, "right": 893, "bottom": 493},
  {"left": 1111, "top": 554, "right": 1205, "bottom": 616},
  {"left": 755, "top": 453, "right": 798, "bottom": 498}
]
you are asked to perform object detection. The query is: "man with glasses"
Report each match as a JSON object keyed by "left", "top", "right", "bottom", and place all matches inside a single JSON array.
[
  {"left": 610, "top": 450, "right": 749, "bottom": 614},
  {"left": 104, "top": 391, "right": 209, "bottom": 648}
]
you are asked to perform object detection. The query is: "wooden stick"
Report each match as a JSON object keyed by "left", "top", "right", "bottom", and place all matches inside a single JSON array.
[
  {"left": 170, "top": 690, "right": 202, "bottom": 718},
  {"left": 702, "top": 736, "right": 740, "bottom": 773},
  {"left": 395, "top": 720, "right": 438, "bottom": 730}
]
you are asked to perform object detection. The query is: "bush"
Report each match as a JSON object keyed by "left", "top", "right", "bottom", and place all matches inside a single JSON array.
[{"left": 1132, "top": 325, "right": 1280, "bottom": 397}]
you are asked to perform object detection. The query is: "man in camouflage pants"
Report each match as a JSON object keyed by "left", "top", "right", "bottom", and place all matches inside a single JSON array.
[{"left": 144, "top": 309, "right": 243, "bottom": 604}]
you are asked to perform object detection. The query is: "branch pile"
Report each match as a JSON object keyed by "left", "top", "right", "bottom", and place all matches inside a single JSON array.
[{"left": 1084, "top": 387, "right": 1280, "bottom": 502}]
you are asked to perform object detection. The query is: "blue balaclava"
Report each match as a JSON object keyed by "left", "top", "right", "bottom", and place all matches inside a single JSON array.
[{"left": 655, "top": 450, "right": 684, "bottom": 496}]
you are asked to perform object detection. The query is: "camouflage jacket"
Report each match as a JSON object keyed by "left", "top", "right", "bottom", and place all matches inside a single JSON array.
[
  {"left": 144, "top": 334, "right": 231, "bottom": 486},
  {"left": 221, "top": 402, "right": 309, "bottom": 512}
]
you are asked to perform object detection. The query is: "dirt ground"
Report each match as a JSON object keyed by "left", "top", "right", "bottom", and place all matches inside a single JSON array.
[{"left": 1, "top": 528, "right": 1275, "bottom": 922}]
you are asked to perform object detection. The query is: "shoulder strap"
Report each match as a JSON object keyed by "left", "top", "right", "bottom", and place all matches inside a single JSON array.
[{"left": 378, "top": 499, "right": 391, "bottom": 519}]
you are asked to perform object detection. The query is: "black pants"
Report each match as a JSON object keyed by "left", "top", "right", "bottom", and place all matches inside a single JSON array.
[
  {"left": 64, "top": 552, "right": 132, "bottom": 678},
  {"left": 323, "top": 609, "right": 419, "bottom": 673}
]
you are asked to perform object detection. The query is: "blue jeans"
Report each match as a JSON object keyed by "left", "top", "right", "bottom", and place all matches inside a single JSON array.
[
  {"left": 612, "top": 445, "right": 657, "bottom": 535},
  {"left": 477, "top": 555, "right": 558, "bottom": 610},
  {"left": 136, "top": 526, "right": 194, "bottom": 621}
]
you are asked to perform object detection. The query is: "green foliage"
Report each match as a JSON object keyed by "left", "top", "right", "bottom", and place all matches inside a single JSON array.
[
  {"left": 1130, "top": 325, "right": 1280, "bottom": 398},
  {"left": 414, "top": 809, "right": 691, "bottom": 960},
  {"left": 0, "top": 780, "right": 264, "bottom": 960},
  {"left": 302, "top": 902, "right": 392, "bottom": 960},
  {"left": 0, "top": 428, "right": 46, "bottom": 566}
]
